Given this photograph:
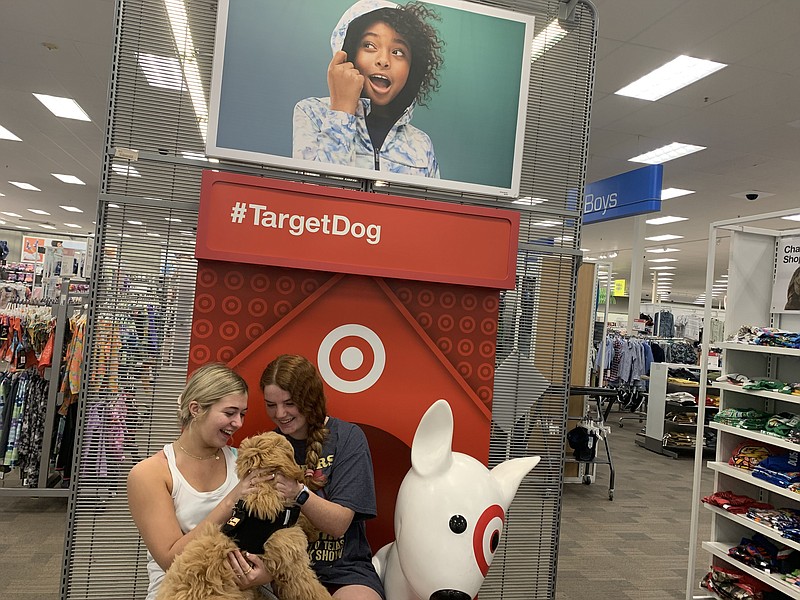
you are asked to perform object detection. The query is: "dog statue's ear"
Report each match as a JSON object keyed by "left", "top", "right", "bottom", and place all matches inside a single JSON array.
[{"left": 410, "top": 399, "right": 454, "bottom": 478}]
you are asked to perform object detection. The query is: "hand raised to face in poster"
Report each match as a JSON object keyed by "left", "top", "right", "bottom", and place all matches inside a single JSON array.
[{"left": 328, "top": 50, "right": 364, "bottom": 115}]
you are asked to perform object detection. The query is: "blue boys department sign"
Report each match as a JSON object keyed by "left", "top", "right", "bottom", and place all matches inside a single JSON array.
[{"left": 583, "top": 165, "right": 664, "bottom": 224}]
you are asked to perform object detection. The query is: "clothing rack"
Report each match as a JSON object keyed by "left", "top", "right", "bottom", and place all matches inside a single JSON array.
[
  {"left": 567, "top": 386, "right": 616, "bottom": 500},
  {"left": 0, "top": 287, "right": 87, "bottom": 497}
]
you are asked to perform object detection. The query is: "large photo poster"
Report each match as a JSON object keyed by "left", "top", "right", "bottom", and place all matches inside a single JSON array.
[
  {"left": 771, "top": 236, "right": 800, "bottom": 313},
  {"left": 207, "top": 0, "right": 534, "bottom": 197}
]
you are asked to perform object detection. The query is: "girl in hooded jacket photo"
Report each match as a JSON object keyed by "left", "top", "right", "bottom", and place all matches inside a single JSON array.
[{"left": 293, "top": 0, "right": 444, "bottom": 178}]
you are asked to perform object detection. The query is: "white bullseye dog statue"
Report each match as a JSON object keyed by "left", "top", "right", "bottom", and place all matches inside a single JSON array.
[{"left": 372, "top": 399, "right": 541, "bottom": 600}]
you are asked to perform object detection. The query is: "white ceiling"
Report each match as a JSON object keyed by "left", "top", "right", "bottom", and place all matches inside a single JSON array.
[{"left": 1, "top": 0, "right": 799, "bottom": 303}]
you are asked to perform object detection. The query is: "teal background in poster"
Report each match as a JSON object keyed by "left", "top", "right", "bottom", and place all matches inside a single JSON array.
[{"left": 216, "top": 0, "right": 528, "bottom": 189}]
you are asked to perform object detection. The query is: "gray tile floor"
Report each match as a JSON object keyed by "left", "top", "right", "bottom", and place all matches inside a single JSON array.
[{"left": 0, "top": 409, "right": 712, "bottom": 600}]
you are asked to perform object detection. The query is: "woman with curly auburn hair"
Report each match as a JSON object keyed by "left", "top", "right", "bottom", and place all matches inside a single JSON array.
[{"left": 261, "top": 354, "right": 384, "bottom": 600}]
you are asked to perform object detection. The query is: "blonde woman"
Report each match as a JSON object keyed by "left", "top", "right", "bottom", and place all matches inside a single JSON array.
[{"left": 127, "top": 363, "right": 273, "bottom": 599}]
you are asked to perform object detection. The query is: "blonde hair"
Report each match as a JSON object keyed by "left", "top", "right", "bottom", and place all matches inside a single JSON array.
[
  {"left": 178, "top": 363, "right": 248, "bottom": 427},
  {"left": 260, "top": 354, "right": 328, "bottom": 490}
]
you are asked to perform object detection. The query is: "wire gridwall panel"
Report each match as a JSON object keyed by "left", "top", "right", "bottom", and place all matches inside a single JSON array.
[{"left": 63, "top": 0, "right": 596, "bottom": 598}]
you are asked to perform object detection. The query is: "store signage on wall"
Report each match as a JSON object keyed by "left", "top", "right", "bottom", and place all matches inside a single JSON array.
[
  {"left": 770, "top": 235, "right": 800, "bottom": 312},
  {"left": 583, "top": 164, "right": 664, "bottom": 224},
  {"left": 196, "top": 171, "right": 519, "bottom": 289},
  {"left": 206, "top": 0, "right": 534, "bottom": 198},
  {"left": 613, "top": 278, "right": 627, "bottom": 296}
]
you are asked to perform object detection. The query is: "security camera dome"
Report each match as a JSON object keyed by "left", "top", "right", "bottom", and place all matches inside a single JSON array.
[{"left": 745, "top": 193, "right": 759, "bottom": 201}]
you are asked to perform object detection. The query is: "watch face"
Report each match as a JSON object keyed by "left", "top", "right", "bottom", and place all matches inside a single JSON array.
[{"left": 297, "top": 490, "right": 310, "bottom": 505}]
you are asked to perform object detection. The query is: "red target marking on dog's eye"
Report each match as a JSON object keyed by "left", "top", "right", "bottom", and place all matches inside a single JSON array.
[
  {"left": 473, "top": 504, "right": 504, "bottom": 576},
  {"left": 318, "top": 324, "right": 386, "bottom": 393}
]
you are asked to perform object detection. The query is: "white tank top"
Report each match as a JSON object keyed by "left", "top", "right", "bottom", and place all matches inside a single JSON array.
[{"left": 145, "top": 443, "right": 238, "bottom": 600}]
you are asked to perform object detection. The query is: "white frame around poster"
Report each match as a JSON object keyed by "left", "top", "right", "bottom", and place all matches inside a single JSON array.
[{"left": 206, "top": 0, "right": 534, "bottom": 198}]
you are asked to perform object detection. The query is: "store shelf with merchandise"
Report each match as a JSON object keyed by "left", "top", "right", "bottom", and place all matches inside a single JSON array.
[
  {"left": 636, "top": 362, "right": 719, "bottom": 459},
  {"left": 686, "top": 210, "right": 800, "bottom": 600}
]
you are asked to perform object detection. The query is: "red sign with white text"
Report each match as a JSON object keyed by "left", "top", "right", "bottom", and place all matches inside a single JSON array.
[{"left": 196, "top": 172, "right": 519, "bottom": 289}]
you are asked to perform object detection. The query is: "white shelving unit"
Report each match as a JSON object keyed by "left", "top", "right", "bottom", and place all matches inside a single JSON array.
[
  {"left": 637, "top": 362, "right": 718, "bottom": 459},
  {"left": 686, "top": 209, "right": 800, "bottom": 600}
]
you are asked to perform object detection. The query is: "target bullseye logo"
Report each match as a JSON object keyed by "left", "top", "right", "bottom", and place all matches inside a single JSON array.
[{"left": 318, "top": 324, "right": 386, "bottom": 393}]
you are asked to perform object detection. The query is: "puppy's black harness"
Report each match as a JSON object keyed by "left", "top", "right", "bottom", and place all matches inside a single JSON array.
[{"left": 221, "top": 500, "right": 301, "bottom": 554}]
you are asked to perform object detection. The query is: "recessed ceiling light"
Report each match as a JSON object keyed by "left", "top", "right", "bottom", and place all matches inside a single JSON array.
[
  {"left": 646, "top": 247, "right": 680, "bottom": 253},
  {"left": 0, "top": 124, "right": 22, "bottom": 142},
  {"left": 661, "top": 188, "right": 695, "bottom": 200},
  {"left": 615, "top": 55, "right": 726, "bottom": 101},
  {"left": 649, "top": 258, "right": 678, "bottom": 263},
  {"left": 782, "top": 214, "right": 800, "bottom": 222},
  {"left": 646, "top": 215, "right": 688, "bottom": 225},
  {"left": 59, "top": 205, "right": 84, "bottom": 213},
  {"left": 64, "top": 223, "right": 82, "bottom": 228},
  {"left": 1, "top": 211, "right": 22, "bottom": 217},
  {"left": 112, "top": 163, "right": 142, "bottom": 177},
  {"left": 646, "top": 234, "right": 684, "bottom": 242},
  {"left": 530, "top": 18, "right": 568, "bottom": 62},
  {"left": 39, "top": 224, "right": 57, "bottom": 230},
  {"left": 650, "top": 266, "right": 676, "bottom": 270},
  {"left": 9, "top": 181, "right": 41, "bottom": 191},
  {"left": 27, "top": 208, "right": 50, "bottom": 215},
  {"left": 136, "top": 52, "right": 185, "bottom": 90},
  {"left": 32, "top": 93, "right": 91, "bottom": 121},
  {"left": 52, "top": 173, "right": 86, "bottom": 185},
  {"left": 630, "top": 142, "right": 706, "bottom": 164}
]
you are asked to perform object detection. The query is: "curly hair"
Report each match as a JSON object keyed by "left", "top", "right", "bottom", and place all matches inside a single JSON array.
[
  {"left": 260, "top": 355, "right": 328, "bottom": 491},
  {"left": 342, "top": 2, "right": 444, "bottom": 110}
]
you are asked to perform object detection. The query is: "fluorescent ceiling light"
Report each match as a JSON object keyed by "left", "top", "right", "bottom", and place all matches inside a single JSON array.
[
  {"left": 64, "top": 223, "right": 82, "bottom": 228},
  {"left": 112, "top": 163, "right": 142, "bottom": 177},
  {"left": 108, "top": 203, "right": 121, "bottom": 208},
  {"left": 146, "top": 232, "right": 161, "bottom": 237},
  {"left": 165, "top": 217, "right": 182, "bottom": 222},
  {"left": 180, "top": 151, "right": 218, "bottom": 163},
  {"left": 1, "top": 211, "right": 22, "bottom": 217},
  {"left": 0, "top": 124, "right": 21, "bottom": 141},
  {"left": 165, "top": 0, "right": 209, "bottom": 142},
  {"left": 0, "top": 220, "right": 5, "bottom": 225},
  {"left": 9, "top": 181, "right": 41, "bottom": 191},
  {"left": 59, "top": 205, "right": 84, "bottom": 213},
  {"left": 32, "top": 93, "right": 91, "bottom": 121},
  {"left": 16, "top": 225, "right": 31, "bottom": 230},
  {"left": 630, "top": 142, "right": 706, "bottom": 164},
  {"left": 648, "top": 258, "right": 678, "bottom": 263},
  {"left": 782, "top": 214, "right": 800, "bottom": 222},
  {"left": 615, "top": 55, "right": 727, "bottom": 101},
  {"left": 513, "top": 197, "right": 548, "bottom": 206},
  {"left": 137, "top": 52, "right": 185, "bottom": 90},
  {"left": 52, "top": 173, "right": 86, "bottom": 185},
  {"left": 720, "top": 274, "right": 728, "bottom": 278},
  {"left": 661, "top": 188, "right": 695, "bottom": 200},
  {"left": 532, "top": 220, "right": 561, "bottom": 228},
  {"left": 646, "top": 215, "right": 688, "bottom": 225},
  {"left": 128, "top": 220, "right": 143, "bottom": 225},
  {"left": 40, "top": 224, "right": 57, "bottom": 230},
  {"left": 650, "top": 266, "right": 676, "bottom": 270},
  {"left": 27, "top": 209, "right": 50, "bottom": 215},
  {"left": 530, "top": 19, "right": 568, "bottom": 62},
  {"left": 646, "top": 247, "right": 680, "bottom": 253},
  {"left": 646, "top": 234, "right": 684, "bottom": 242}
]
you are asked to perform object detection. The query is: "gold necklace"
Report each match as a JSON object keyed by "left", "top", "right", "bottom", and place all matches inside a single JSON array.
[{"left": 177, "top": 442, "right": 220, "bottom": 461}]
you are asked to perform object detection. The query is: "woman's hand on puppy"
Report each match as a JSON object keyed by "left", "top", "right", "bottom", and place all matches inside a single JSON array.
[
  {"left": 271, "top": 471, "right": 303, "bottom": 503},
  {"left": 231, "top": 469, "right": 272, "bottom": 503},
  {"left": 228, "top": 549, "right": 272, "bottom": 590}
]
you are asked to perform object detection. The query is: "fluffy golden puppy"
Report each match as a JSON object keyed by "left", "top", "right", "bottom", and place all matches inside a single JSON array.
[{"left": 156, "top": 432, "right": 331, "bottom": 600}]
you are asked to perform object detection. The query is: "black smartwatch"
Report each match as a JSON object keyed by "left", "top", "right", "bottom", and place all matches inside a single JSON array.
[{"left": 295, "top": 484, "right": 310, "bottom": 506}]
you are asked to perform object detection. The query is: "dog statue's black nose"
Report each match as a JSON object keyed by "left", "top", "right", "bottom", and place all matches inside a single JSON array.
[{"left": 430, "top": 590, "right": 471, "bottom": 600}]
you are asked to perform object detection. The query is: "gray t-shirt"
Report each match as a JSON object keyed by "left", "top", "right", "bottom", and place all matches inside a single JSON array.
[{"left": 285, "top": 417, "right": 384, "bottom": 598}]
